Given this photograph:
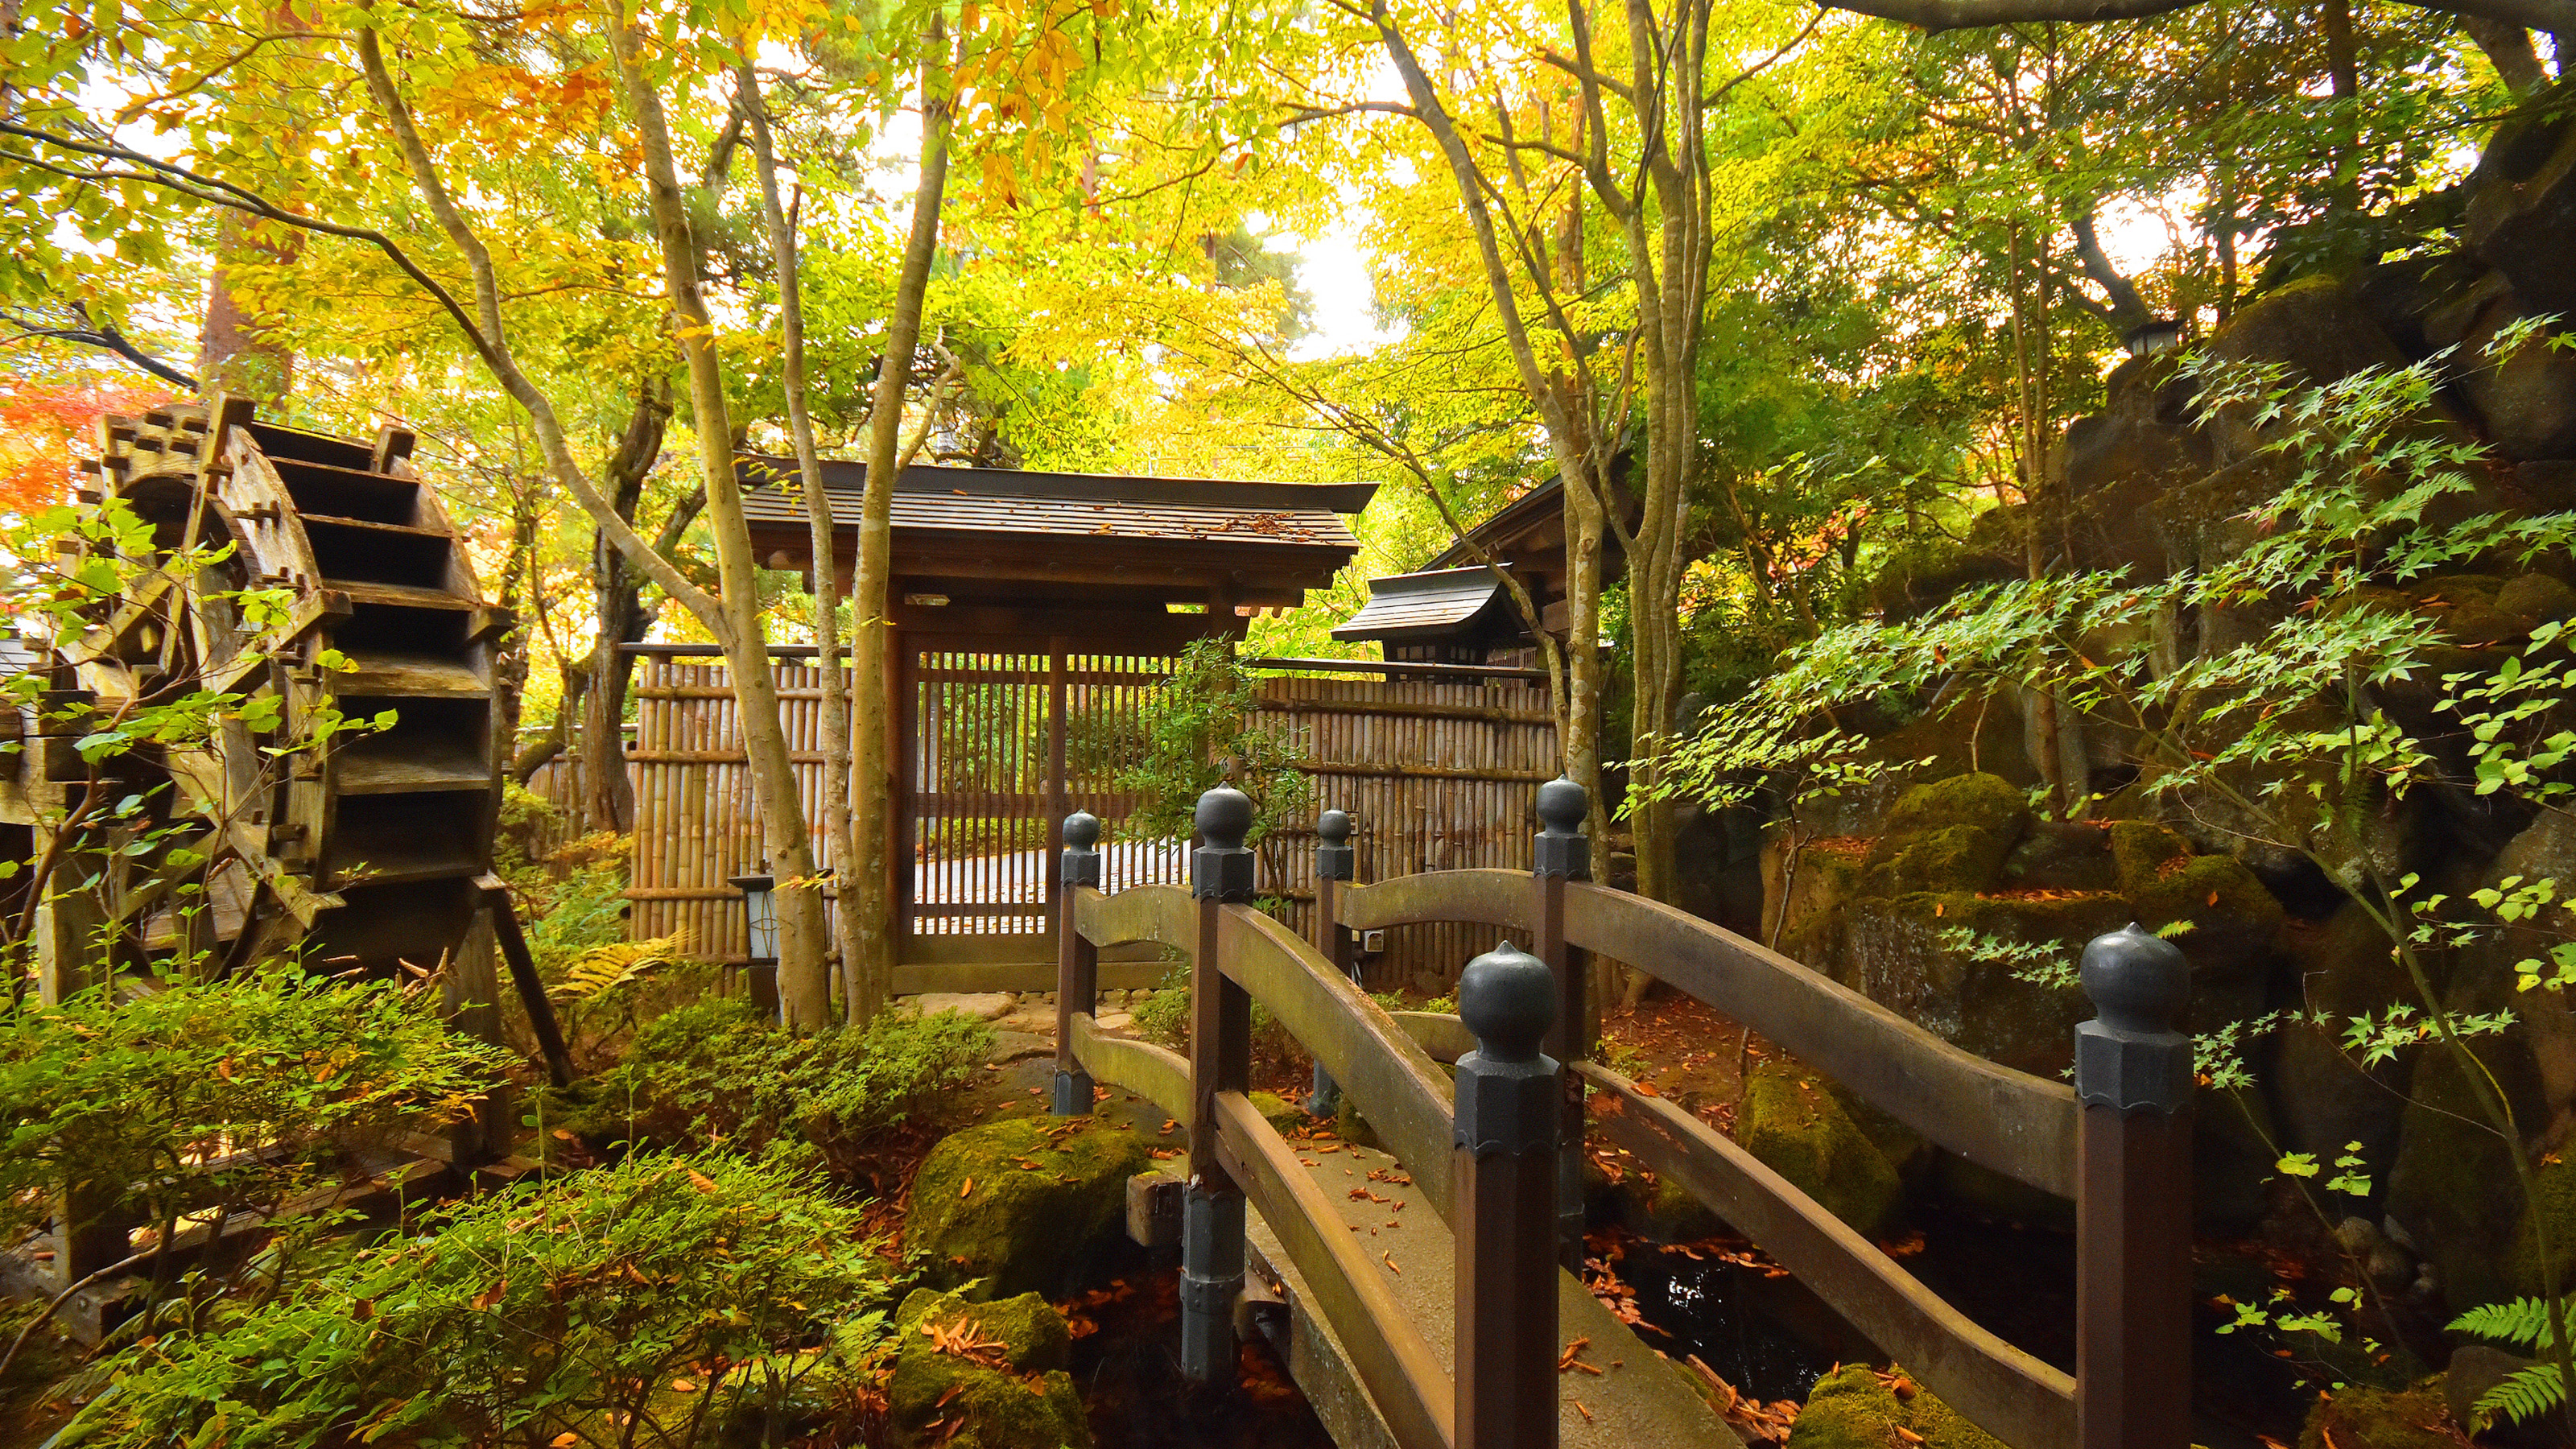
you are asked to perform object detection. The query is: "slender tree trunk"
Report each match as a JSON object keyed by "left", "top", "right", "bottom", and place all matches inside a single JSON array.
[
  {"left": 199, "top": 209, "right": 297, "bottom": 401},
  {"left": 848, "top": 26, "right": 956, "bottom": 1021},
  {"left": 739, "top": 62, "right": 866, "bottom": 1018},
  {"left": 608, "top": 12, "right": 831, "bottom": 1029},
  {"left": 582, "top": 388, "right": 679, "bottom": 832}
]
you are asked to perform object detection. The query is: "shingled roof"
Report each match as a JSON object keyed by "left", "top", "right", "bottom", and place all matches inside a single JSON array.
[
  {"left": 737, "top": 456, "right": 1368, "bottom": 551},
  {"left": 1331, "top": 567, "right": 1515, "bottom": 642}
]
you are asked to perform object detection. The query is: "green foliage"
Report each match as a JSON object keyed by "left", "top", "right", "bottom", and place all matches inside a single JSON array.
[
  {"left": 1120, "top": 640, "right": 1311, "bottom": 877},
  {"left": 0, "top": 970, "right": 507, "bottom": 1254},
  {"left": 568, "top": 1001, "right": 993, "bottom": 1186},
  {"left": 58, "top": 1153, "right": 894, "bottom": 1449},
  {"left": 2450, "top": 1297, "right": 2574, "bottom": 1429}
]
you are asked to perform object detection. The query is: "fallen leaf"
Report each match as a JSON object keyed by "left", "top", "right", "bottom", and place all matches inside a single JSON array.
[
  {"left": 960, "top": 1178, "right": 975, "bottom": 1198},
  {"left": 673, "top": 1378, "right": 698, "bottom": 1393}
]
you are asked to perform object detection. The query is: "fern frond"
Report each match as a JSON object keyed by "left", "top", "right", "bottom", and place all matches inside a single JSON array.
[
  {"left": 2477, "top": 1364, "right": 2569, "bottom": 1430},
  {"left": 553, "top": 934, "right": 689, "bottom": 1002},
  {"left": 2450, "top": 1296, "right": 2561, "bottom": 1351}
]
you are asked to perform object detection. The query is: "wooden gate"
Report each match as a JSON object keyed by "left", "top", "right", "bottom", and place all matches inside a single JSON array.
[{"left": 900, "top": 642, "right": 1176, "bottom": 962}]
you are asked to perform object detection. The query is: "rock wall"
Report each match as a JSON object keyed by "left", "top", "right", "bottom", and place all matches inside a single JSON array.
[{"left": 1727, "top": 87, "right": 2576, "bottom": 1321}]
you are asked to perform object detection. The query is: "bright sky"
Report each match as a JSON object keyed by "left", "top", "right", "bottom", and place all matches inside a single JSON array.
[{"left": 1281, "top": 189, "right": 2184, "bottom": 363}]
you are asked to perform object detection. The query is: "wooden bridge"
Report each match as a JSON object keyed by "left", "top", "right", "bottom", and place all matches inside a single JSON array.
[{"left": 1043, "top": 781, "right": 2196, "bottom": 1449}]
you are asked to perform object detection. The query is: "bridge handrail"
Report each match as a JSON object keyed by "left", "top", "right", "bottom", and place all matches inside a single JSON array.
[
  {"left": 1339, "top": 868, "right": 1529, "bottom": 932},
  {"left": 1063, "top": 1014, "right": 1454, "bottom": 1449},
  {"left": 1071, "top": 884, "right": 1463, "bottom": 1218},
  {"left": 1213, "top": 902, "right": 1458, "bottom": 1216},
  {"left": 1559, "top": 882, "right": 2079, "bottom": 1199},
  {"left": 1334, "top": 868, "right": 2077, "bottom": 1199},
  {"left": 1210, "top": 1090, "right": 1455, "bottom": 1449},
  {"left": 1583, "top": 1051, "right": 2075, "bottom": 1449}
]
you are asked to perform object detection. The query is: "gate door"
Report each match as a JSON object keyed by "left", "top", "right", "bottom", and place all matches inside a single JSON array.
[{"left": 901, "top": 641, "right": 1179, "bottom": 958}]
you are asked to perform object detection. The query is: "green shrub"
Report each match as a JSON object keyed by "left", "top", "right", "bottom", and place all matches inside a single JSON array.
[
  {"left": 568, "top": 1001, "right": 994, "bottom": 1186},
  {"left": 56, "top": 1154, "right": 893, "bottom": 1449},
  {"left": 0, "top": 970, "right": 508, "bottom": 1258}
]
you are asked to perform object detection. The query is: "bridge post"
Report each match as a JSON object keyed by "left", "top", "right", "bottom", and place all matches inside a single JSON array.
[
  {"left": 1455, "top": 940, "right": 1562, "bottom": 1449},
  {"left": 1052, "top": 811, "right": 1102, "bottom": 1117},
  {"left": 1183, "top": 786, "right": 1256, "bottom": 1385},
  {"left": 1306, "top": 808, "right": 1358, "bottom": 1117},
  {"left": 2074, "top": 923, "right": 2193, "bottom": 1449},
  {"left": 1531, "top": 776, "right": 1590, "bottom": 1269}
]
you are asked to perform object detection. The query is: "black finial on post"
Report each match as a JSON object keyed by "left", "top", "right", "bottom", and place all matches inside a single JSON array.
[
  {"left": 1534, "top": 775, "right": 1590, "bottom": 881},
  {"left": 2074, "top": 923, "right": 2194, "bottom": 1449},
  {"left": 1062, "top": 810, "right": 1102, "bottom": 889},
  {"left": 1054, "top": 810, "right": 1104, "bottom": 1116},
  {"left": 2075, "top": 923, "right": 2192, "bottom": 1114},
  {"left": 1192, "top": 786, "right": 1256, "bottom": 902},
  {"left": 1316, "top": 808, "right": 1355, "bottom": 882},
  {"left": 1454, "top": 940, "right": 1562, "bottom": 1449}
]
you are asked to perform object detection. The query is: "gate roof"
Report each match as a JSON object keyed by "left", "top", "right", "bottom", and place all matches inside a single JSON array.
[{"left": 738, "top": 456, "right": 1375, "bottom": 630}]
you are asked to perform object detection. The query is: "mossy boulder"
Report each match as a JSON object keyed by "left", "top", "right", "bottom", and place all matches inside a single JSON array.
[
  {"left": 1737, "top": 1062, "right": 1903, "bottom": 1238},
  {"left": 1888, "top": 773, "right": 2031, "bottom": 841},
  {"left": 1789, "top": 1364, "right": 2004, "bottom": 1449},
  {"left": 1860, "top": 774, "right": 2031, "bottom": 898},
  {"left": 888, "top": 1290, "right": 1089, "bottom": 1449},
  {"left": 2107, "top": 821, "right": 2283, "bottom": 991},
  {"left": 2297, "top": 1384, "right": 2456, "bottom": 1449},
  {"left": 906, "top": 1116, "right": 1152, "bottom": 1298},
  {"left": 1840, "top": 890, "right": 2126, "bottom": 1078},
  {"left": 2498, "top": 571, "right": 2576, "bottom": 625},
  {"left": 1867, "top": 825, "right": 2017, "bottom": 897},
  {"left": 1249, "top": 1090, "right": 1307, "bottom": 1135}
]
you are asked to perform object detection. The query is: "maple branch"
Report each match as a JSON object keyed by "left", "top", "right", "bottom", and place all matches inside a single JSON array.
[
  {"left": 1818, "top": 0, "right": 2576, "bottom": 35},
  {"left": 351, "top": 23, "right": 721, "bottom": 629},
  {"left": 2, "top": 303, "right": 197, "bottom": 388}
]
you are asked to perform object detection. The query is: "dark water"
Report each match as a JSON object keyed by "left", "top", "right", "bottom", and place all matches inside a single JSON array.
[
  {"left": 1067, "top": 1271, "right": 1336, "bottom": 1449},
  {"left": 1591, "top": 1232, "right": 1843, "bottom": 1404}
]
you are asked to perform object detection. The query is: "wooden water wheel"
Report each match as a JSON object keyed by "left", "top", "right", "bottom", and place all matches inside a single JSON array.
[{"left": 34, "top": 396, "right": 514, "bottom": 989}]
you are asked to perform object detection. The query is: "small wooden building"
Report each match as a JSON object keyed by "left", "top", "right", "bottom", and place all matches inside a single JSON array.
[
  {"left": 729, "top": 456, "right": 1376, "bottom": 980},
  {"left": 1331, "top": 476, "right": 1637, "bottom": 670}
]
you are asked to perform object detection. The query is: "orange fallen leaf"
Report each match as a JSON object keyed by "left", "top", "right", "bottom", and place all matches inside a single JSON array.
[
  {"left": 960, "top": 1178, "right": 975, "bottom": 1199},
  {"left": 1384, "top": 1252, "right": 1401, "bottom": 1274},
  {"left": 673, "top": 1378, "right": 698, "bottom": 1393}
]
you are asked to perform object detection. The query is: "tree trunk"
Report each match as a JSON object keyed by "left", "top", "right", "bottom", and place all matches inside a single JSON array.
[
  {"left": 199, "top": 210, "right": 296, "bottom": 402},
  {"left": 739, "top": 62, "right": 865, "bottom": 1019},
  {"left": 608, "top": 13, "right": 831, "bottom": 1030},
  {"left": 848, "top": 23, "right": 956, "bottom": 1020},
  {"left": 581, "top": 388, "right": 679, "bottom": 832}
]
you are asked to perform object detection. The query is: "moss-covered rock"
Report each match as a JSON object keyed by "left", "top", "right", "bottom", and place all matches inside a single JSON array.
[
  {"left": 1737, "top": 1062, "right": 1903, "bottom": 1237},
  {"left": 1787, "top": 1364, "right": 1907, "bottom": 1449},
  {"left": 1248, "top": 1090, "right": 1307, "bottom": 1136},
  {"left": 2498, "top": 572, "right": 2576, "bottom": 625},
  {"left": 2297, "top": 1383, "right": 2456, "bottom": 1449},
  {"left": 887, "top": 1290, "right": 1090, "bottom": 1449},
  {"left": 1840, "top": 891, "right": 2124, "bottom": 1078},
  {"left": 1888, "top": 774, "right": 2031, "bottom": 840},
  {"left": 1867, "top": 825, "right": 2017, "bottom": 897},
  {"left": 2107, "top": 820, "right": 2284, "bottom": 993},
  {"left": 905, "top": 1116, "right": 1152, "bottom": 1298},
  {"left": 1788, "top": 1364, "right": 2005, "bottom": 1449}
]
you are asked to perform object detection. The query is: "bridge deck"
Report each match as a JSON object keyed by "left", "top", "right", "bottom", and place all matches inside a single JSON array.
[{"left": 1177, "top": 1133, "right": 1739, "bottom": 1449}]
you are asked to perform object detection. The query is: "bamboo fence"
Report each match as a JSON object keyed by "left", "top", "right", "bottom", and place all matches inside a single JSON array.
[{"left": 601, "top": 654, "right": 1558, "bottom": 989}]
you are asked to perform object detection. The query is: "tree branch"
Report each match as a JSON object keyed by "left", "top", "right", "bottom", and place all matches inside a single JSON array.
[{"left": 1818, "top": 0, "right": 2576, "bottom": 35}]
